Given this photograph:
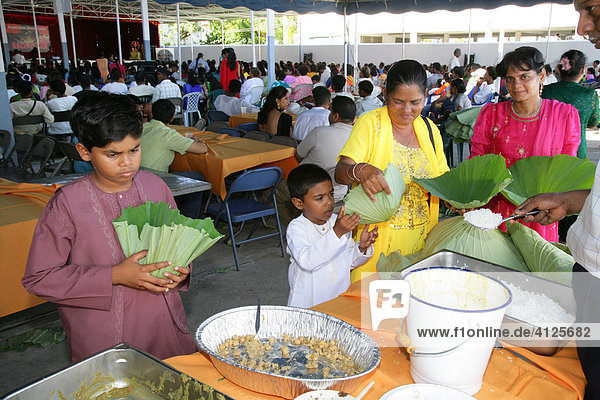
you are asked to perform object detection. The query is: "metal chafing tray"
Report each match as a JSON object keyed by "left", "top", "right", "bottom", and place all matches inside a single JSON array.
[
  {"left": 398, "top": 250, "right": 576, "bottom": 356},
  {"left": 3, "top": 343, "right": 234, "bottom": 400}
]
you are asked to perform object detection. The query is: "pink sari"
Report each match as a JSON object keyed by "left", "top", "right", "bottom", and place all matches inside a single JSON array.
[{"left": 470, "top": 99, "right": 581, "bottom": 242}]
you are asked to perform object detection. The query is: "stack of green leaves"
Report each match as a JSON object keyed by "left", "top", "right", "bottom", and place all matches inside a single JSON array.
[
  {"left": 502, "top": 155, "right": 596, "bottom": 206},
  {"left": 343, "top": 164, "right": 405, "bottom": 224},
  {"left": 414, "top": 154, "right": 512, "bottom": 209},
  {"left": 113, "top": 201, "right": 224, "bottom": 278}
]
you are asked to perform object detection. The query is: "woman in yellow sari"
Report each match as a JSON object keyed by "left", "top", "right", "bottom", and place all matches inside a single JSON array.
[{"left": 335, "top": 60, "right": 449, "bottom": 282}]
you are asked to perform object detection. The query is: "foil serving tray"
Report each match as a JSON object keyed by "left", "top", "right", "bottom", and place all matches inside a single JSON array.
[{"left": 3, "top": 343, "right": 233, "bottom": 400}]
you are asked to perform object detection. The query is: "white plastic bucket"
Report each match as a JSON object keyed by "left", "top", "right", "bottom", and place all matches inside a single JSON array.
[{"left": 403, "top": 267, "right": 511, "bottom": 395}]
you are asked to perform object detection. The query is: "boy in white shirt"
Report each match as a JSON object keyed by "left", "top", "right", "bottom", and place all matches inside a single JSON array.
[{"left": 286, "top": 164, "right": 378, "bottom": 308}]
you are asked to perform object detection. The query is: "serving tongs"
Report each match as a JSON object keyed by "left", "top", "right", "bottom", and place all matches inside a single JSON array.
[{"left": 254, "top": 298, "right": 261, "bottom": 339}]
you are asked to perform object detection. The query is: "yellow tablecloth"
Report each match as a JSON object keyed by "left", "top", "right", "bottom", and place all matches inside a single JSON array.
[
  {"left": 0, "top": 178, "right": 59, "bottom": 317},
  {"left": 165, "top": 275, "right": 586, "bottom": 400},
  {"left": 229, "top": 113, "right": 297, "bottom": 128},
  {"left": 169, "top": 130, "right": 298, "bottom": 199}
]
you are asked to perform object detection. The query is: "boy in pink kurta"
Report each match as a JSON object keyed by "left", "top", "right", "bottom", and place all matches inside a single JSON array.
[
  {"left": 22, "top": 93, "right": 197, "bottom": 363},
  {"left": 470, "top": 99, "right": 581, "bottom": 242}
]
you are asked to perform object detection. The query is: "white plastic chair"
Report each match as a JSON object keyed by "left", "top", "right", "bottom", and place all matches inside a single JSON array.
[
  {"left": 248, "top": 85, "right": 265, "bottom": 106},
  {"left": 182, "top": 92, "right": 203, "bottom": 127}
]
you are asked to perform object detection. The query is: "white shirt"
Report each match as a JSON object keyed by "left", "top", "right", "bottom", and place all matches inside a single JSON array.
[
  {"left": 313, "top": 82, "right": 327, "bottom": 89},
  {"left": 46, "top": 96, "right": 78, "bottom": 135},
  {"left": 331, "top": 92, "right": 354, "bottom": 100},
  {"left": 129, "top": 84, "right": 156, "bottom": 98},
  {"left": 292, "top": 106, "right": 330, "bottom": 141},
  {"left": 213, "top": 95, "right": 259, "bottom": 116},
  {"left": 296, "top": 122, "right": 353, "bottom": 202},
  {"left": 12, "top": 54, "right": 26, "bottom": 64},
  {"left": 286, "top": 213, "right": 373, "bottom": 308},
  {"left": 152, "top": 79, "right": 182, "bottom": 103},
  {"left": 320, "top": 68, "right": 331, "bottom": 84},
  {"left": 100, "top": 82, "right": 128, "bottom": 95},
  {"left": 72, "top": 85, "right": 98, "bottom": 93},
  {"left": 472, "top": 83, "right": 494, "bottom": 104},
  {"left": 455, "top": 93, "right": 472, "bottom": 110},
  {"left": 544, "top": 74, "right": 558, "bottom": 86},
  {"left": 449, "top": 56, "right": 461, "bottom": 70},
  {"left": 568, "top": 162, "right": 600, "bottom": 278},
  {"left": 356, "top": 95, "right": 383, "bottom": 117},
  {"left": 7, "top": 89, "right": 17, "bottom": 101},
  {"left": 466, "top": 68, "right": 487, "bottom": 95},
  {"left": 240, "top": 77, "right": 264, "bottom": 104}
]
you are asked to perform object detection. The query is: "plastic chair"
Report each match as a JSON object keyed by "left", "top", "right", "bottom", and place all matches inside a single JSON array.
[
  {"left": 244, "top": 131, "right": 271, "bottom": 142},
  {"left": 207, "top": 89, "right": 226, "bottom": 110},
  {"left": 0, "top": 130, "right": 11, "bottom": 165},
  {"left": 216, "top": 127, "right": 244, "bottom": 137},
  {"left": 166, "top": 97, "right": 184, "bottom": 124},
  {"left": 206, "top": 121, "right": 232, "bottom": 133},
  {"left": 4, "top": 134, "right": 33, "bottom": 168},
  {"left": 248, "top": 85, "right": 265, "bottom": 105},
  {"left": 236, "top": 122, "right": 259, "bottom": 132},
  {"left": 12, "top": 114, "right": 47, "bottom": 135},
  {"left": 182, "top": 92, "right": 203, "bottom": 127},
  {"left": 206, "top": 167, "right": 285, "bottom": 270},
  {"left": 16, "top": 137, "right": 55, "bottom": 177},
  {"left": 269, "top": 135, "right": 298, "bottom": 148},
  {"left": 207, "top": 110, "right": 230, "bottom": 123}
]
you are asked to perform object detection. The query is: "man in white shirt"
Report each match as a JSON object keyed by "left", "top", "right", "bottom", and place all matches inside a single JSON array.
[
  {"left": 152, "top": 68, "right": 182, "bottom": 103},
  {"left": 128, "top": 72, "right": 156, "bottom": 98},
  {"left": 318, "top": 63, "right": 330, "bottom": 86},
  {"left": 471, "top": 66, "right": 496, "bottom": 105},
  {"left": 12, "top": 50, "right": 26, "bottom": 65},
  {"left": 100, "top": 69, "right": 128, "bottom": 95},
  {"left": 214, "top": 79, "right": 259, "bottom": 116},
  {"left": 465, "top": 63, "right": 487, "bottom": 96},
  {"left": 239, "top": 67, "right": 264, "bottom": 104},
  {"left": 330, "top": 75, "right": 353, "bottom": 100},
  {"left": 292, "top": 86, "right": 331, "bottom": 141},
  {"left": 46, "top": 80, "right": 78, "bottom": 136},
  {"left": 355, "top": 80, "right": 383, "bottom": 117},
  {"left": 449, "top": 48, "right": 462, "bottom": 70},
  {"left": 426, "top": 62, "right": 443, "bottom": 90}
]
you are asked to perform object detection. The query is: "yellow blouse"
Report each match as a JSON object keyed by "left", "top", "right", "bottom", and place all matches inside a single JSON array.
[{"left": 339, "top": 106, "right": 449, "bottom": 282}]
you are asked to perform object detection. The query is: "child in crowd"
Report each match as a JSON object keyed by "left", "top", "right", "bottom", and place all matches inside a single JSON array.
[
  {"left": 22, "top": 92, "right": 197, "bottom": 363},
  {"left": 286, "top": 164, "right": 378, "bottom": 308}
]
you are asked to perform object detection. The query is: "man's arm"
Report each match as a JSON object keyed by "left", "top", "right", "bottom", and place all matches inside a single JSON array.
[
  {"left": 515, "top": 190, "right": 591, "bottom": 225},
  {"left": 186, "top": 139, "right": 208, "bottom": 155}
]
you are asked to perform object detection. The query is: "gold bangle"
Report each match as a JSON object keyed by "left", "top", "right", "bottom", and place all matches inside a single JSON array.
[
  {"left": 355, "top": 163, "right": 368, "bottom": 182},
  {"left": 351, "top": 163, "right": 360, "bottom": 181},
  {"left": 346, "top": 164, "right": 355, "bottom": 182}
]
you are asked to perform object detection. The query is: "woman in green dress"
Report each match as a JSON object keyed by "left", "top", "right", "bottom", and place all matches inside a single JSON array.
[{"left": 542, "top": 49, "right": 600, "bottom": 160}]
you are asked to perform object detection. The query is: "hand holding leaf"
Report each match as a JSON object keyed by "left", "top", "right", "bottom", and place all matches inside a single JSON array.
[
  {"left": 333, "top": 206, "right": 360, "bottom": 238},
  {"left": 356, "top": 164, "right": 391, "bottom": 202},
  {"left": 112, "top": 250, "right": 172, "bottom": 293}
]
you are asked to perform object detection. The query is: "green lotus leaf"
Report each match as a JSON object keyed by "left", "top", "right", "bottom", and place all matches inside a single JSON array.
[
  {"left": 414, "top": 154, "right": 512, "bottom": 209},
  {"left": 344, "top": 163, "right": 406, "bottom": 225},
  {"left": 501, "top": 155, "right": 596, "bottom": 206}
]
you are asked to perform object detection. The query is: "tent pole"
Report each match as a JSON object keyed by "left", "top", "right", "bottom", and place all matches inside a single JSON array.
[
  {"left": 497, "top": 28, "right": 505, "bottom": 65},
  {"left": 0, "top": 39, "right": 14, "bottom": 158},
  {"left": 115, "top": 0, "right": 123, "bottom": 64},
  {"left": 56, "top": 11, "right": 69, "bottom": 69},
  {"left": 176, "top": 3, "right": 181, "bottom": 63},
  {"left": 31, "top": 0, "right": 42, "bottom": 62},
  {"left": 343, "top": 7, "right": 347, "bottom": 92},
  {"left": 267, "top": 9, "right": 275, "bottom": 89},
  {"left": 189, "top": 27, "right": 194, "bottom": 64},
  {"left": 545, "top": 3, "right": 553, "bottom": 60},
  {"left": 250, "top": 10, "right": 256, "bottom": 67},
  {"left": 402, "top": 14, "right": 405, "bottom": 59},
  {"left": 467, "top": 9, "right": 472, "bottom": 65},
  {"left": 0, "top": 1, "right": 10, "bottom": 66},
  {"left": 257, "top": 18, "right": 262, "bottom": 62},
  {"left": 298, "top": 15, "right": 302, "bottom": 63},
  {"left": 141, "top": 0, "right": 151, "bottom": 61},
  {"left": 221, "top": 19, "right": 224, "bottom": 49},
  {"left": 69, "top": 12, "right": 77, "bottom": 66},
  {"left": 354, "top": 13, "right": 358, "bottom": 93}
]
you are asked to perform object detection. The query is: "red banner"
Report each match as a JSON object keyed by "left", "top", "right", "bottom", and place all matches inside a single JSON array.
[{"left": 7, "top": 24, "right": 50, "bottom": 52}]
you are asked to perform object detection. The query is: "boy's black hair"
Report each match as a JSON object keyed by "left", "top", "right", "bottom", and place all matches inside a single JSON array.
[
  {"left": 135, "top": 71, "right": 147, "bottom": 84},
  {"left": 71, "top": 92, "right": 143, "bottom": 151},
  {"left": 109, "top": 68, "right": 121, "bottom": 81},
  {"left": 312, "top": 86, "right": 331, "bottom": 107},
  {"left": 287, "top": 164, "right": 332, "bottom": 201},
  {"left": 358, "top": 80, "right": 374, "bottom": 95},
  {"left": 127, "top": 94, "right": 144, "bottom": 105},
  {"left": 79, "top": 73, "right": 92, "bottom": 89},
  {"left": 16, "top": 79, "right": 33, "bottom": 96},
  {"left": 311, "top": 74, "right": 320, "bottom": 82},
  {"left": 228, "top": 79, "right": 242, "bottom": 94},
  {"left": 49, "top": 79, "right": 66, "bottom": 95},
  {"left": 331, "top": 75, "right": 346, "bottom": 92},
  {"left": 331, "top": 96, "right": 356, "bottom": 121},
  {"left": 152, "top": 99, "right": 176, "bottom": 124}
]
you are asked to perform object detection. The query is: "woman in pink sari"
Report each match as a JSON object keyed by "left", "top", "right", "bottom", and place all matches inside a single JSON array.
[{"left": 470, "top": 46, "right": 581, "bottom": 242}]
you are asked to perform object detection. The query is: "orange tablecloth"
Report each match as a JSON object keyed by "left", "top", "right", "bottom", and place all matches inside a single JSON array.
[
  {"left": 165, "top": 275, "right": 586, "bottom": 400},
  {"left": 0, "top": 178, "right": 59, "bottom": 317},
  {"left": 169, "top": 130, "right": 298, "bottom": 199},
  {"left": 229, "top": 112, "right": 297, "bottom": 128}
]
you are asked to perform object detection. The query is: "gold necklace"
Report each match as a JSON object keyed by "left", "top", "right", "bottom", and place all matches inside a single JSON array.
[
  {"left": 393, "top": 125, "right": 415, "bottom": 148},
  {"left": 510, "top": 99, "right": 542, "bottom": 119}
]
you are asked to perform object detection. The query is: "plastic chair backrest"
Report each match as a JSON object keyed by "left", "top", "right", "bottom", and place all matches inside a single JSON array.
[
  {"left": 31, "top": 137, "right": 55, "bottom": 158},
  {"left": 0, "top": 130, "right": 10, "bottom": 155},
  {"left": 206, "top": 121, "right": 231, "bottom": 133},
  {"left": 58, "top": 142, "right": 83, "bottom": 161},
  {"left": 51, "top": 110, "right": 71, "bottom": 123},
  {"left": 183, "top": 92, "right": 202, "bottom": 112},
  {"left": 14, "top": 134, "right": 33, "bottom": 153},
  {"left": 248, "top": 85, "right": 264, "bottom": 105},
  {"left": 226, "top": 167, "right": 282, "bottom": 197},
  {"left": 216, "top": 127, "right": 242, "bottom": 137},
  {"left": 207, "top": 110, "right": 230, "bottom": 122},
  {"left": 243, "top": 131, "right": 270, "bottom": 142},
  {"left": 207, "top": 89, "right": 226, "bottom": 110},
  {"left": 269, "top": 135, "right": 298, "bottom": 148},
  {"left": 166, "top": 97, "right": 183, "bottom": 115},
  {"left": 236, "top": 122, "right": 259, "bottom": 132},
  {"left": 137, "top": 95, "right": 153, "bottom": 104},
  {"left": 12, "top": 114, "right": 45, "bottom": 126}
]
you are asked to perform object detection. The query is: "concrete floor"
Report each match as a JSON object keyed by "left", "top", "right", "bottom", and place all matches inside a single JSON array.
[
  {"left": 2, "top": 133, "right": 600, "bottom": 396},
  {"left": 0, "top": 222, "right": 290, "bottom": 397}
]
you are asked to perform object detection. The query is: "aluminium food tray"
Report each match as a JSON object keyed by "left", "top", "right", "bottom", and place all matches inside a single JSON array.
[
  {"left": 3, "top": 343, "right": 234, "bottom": 400},
  {"left": 196, "top": 305, "right": 381, "bottom": 399},
  {"left": 398, "top": 250, "right": 576, "bottom": 356}
]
